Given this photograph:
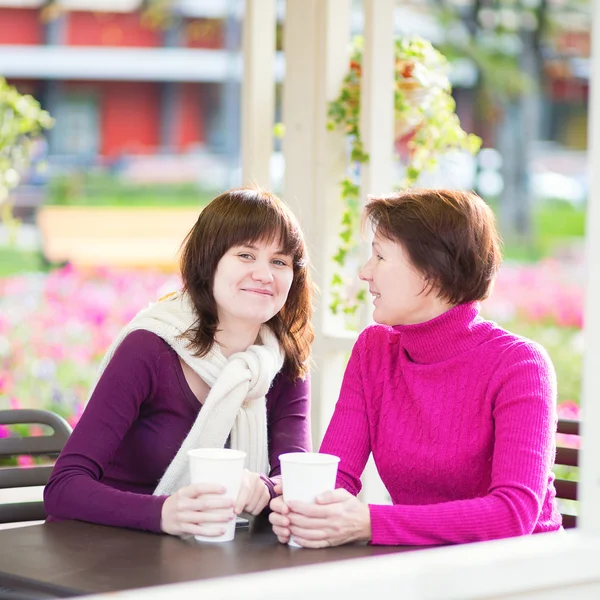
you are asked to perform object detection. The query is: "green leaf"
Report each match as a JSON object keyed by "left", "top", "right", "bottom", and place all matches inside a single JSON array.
[
  {"left": 341, "top": 211, "right": 353, "bottom": 226},
  {"left": 333, "top": 249, "right": 347, "bottom": 266},
  {"left": 340, "top": 228, "right": 353, "bottom": 244},
  {"left": 406, "top": 166, "right": 421, "bottom": 182},
  {"left": 0, "top": 77, "right": 54, "bottom": 209},
  {"left": 340, "top": 179, "right": 360, "bottom": 198}
]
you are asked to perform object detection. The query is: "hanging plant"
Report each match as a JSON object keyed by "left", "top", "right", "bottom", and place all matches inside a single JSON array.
[
  {"left": 327, "top": 36, "right": 482, "bottom": 321},
  {"left": 0, "top": 77, "right": 54, "bottom": 231}
]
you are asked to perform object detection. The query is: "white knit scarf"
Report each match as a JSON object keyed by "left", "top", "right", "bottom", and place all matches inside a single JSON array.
[{"left": 90, "top": 291, "right": 285, "bottom": 496}]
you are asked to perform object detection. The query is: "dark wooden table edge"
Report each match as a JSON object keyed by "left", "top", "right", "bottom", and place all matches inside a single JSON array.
[
  {"left": 0, "top": 571, "right": 81, "bottom": 598},
  {"left": 0, "top": 517, "right": 420, "bottom": 597}
]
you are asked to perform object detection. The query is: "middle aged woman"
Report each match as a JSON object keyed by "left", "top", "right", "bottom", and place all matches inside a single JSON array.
[{"left": 270, "top": 188, "right": 561, "bottom": 547}]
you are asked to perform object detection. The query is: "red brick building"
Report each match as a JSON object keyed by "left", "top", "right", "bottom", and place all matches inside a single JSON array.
[{"left": 0, "top": 0, "right": 236, "bottom": 159}]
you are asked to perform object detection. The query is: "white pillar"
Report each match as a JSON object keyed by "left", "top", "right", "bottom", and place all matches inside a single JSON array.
[
  {"left": 282, "top": 0, "right": 352, "bottom": 447},
  {"left": 359, "top": 0, "right": 396, "bottom": 200},
  {"left": 578, "top": 0, "right": 600, "bottom": 536},
  {"left": 356, "top": 0, "right": 396, "bottom": 333},
  {"left": 356, "top": 0, "right": 396, "bottom": 505},
  {"left": 241, "top": 0, "right": 276, "bottom": 188}
]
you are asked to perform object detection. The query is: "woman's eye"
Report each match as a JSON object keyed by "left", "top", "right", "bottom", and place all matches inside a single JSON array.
[
  {"left": 272, "top": 259, "right": 289, "bottom": 267},
  {"left": 239, "top": 253, "right": 254, "bottom": 260}
]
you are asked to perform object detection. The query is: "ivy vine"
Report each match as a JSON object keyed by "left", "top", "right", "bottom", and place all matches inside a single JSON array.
[{"left": 327, "top": 36, "right": 482, "bottom": 320}]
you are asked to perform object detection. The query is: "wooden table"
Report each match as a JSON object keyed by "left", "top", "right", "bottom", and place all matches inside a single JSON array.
[{"left": 0, "top": 517, "right": 415, "bottom": 598}]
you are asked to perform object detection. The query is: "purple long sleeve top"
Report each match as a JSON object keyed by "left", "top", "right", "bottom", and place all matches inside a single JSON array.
[
  {"left": 44, "top": 330, "right": 311, "bottom": 532},
  {"left": 320, "top": 302, "right": 562, "bottom": 545}
]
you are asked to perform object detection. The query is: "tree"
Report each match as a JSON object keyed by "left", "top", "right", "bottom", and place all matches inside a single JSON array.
[{"left": 0, "top": 77, "right": 54, "bottom": 223}]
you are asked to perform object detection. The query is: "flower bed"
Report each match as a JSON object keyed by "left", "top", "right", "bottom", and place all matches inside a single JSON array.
[
  {"left": 482, "top": 258, "right": 585, "bottom": 330},
  {"left": 0, "top": 264, "right": 179, "bottom": 454},
  {"left": 1, "top": 259, "right": 584, "bottom": 446},
  {"left": 482, "top": 258, "right": 584, "bottom": 415}
]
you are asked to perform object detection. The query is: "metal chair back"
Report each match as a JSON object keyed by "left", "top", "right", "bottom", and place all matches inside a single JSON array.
[
  {"left": 0, "top": 409, "right": 72, "bottom": 524},
  {"left": 555, "top": 418, "right": 579, "bottom": 529}
]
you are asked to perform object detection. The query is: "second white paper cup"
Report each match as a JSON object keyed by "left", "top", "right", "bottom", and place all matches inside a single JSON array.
[
  {"left": 279, "top": 452, "right": 340, "bottom": 548},
  {"left": 188, "top": 448, "right": 246, "bottom": 543}
]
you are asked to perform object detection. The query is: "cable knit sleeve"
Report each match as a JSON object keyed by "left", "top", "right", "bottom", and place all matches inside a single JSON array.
[
  {"left": 367, "top": 341, "right": 558, "bottom": 546},
  {"left": 319, "top": 332, "right": 372, "bottom": 496}
]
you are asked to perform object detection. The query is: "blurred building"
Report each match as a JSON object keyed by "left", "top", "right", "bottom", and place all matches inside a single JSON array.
[
  {"left": 0, "top": 0, "right": 591, "bottom": 202},
  {"left": 543, "top": 27, "right": 590, "bottom": 150},
  {"left": 0, "top": 0, "right": 240, "bottom": 160}
]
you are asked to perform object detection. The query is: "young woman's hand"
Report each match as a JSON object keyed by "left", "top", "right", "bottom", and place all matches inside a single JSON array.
[
  {"left": 269, "top": 487, "right": 371, "bottom": 547},
  {"left": 268, "top": 483, "right": 291, "bottom": 544},
  {"left": 161, "top": 483, "right": 235, "bottom": 537},
  {"left": 234, "top": 469, "right": 271, "bottom": 515}
]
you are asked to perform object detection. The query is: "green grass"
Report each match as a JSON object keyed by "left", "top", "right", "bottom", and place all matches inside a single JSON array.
[
  {"left": 48, "top": 188, "right": 213, "bottom": 208},
  {"left": 536, "top": 201, "right": 586, "bottom": 250},
  {"left": 498, "top": 201, "right": 586, "bottom": 262},
  {"left": 47, "top": 174, "right": 216, "bottom": 208},
  {"left": 0, "top": 246, "right": 48, "bottom": 277},
  {"left": 51, "top": 195, "right": 210, "bottom": 207}
]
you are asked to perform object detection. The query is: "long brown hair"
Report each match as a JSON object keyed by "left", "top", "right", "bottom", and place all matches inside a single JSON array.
[
  {"left": 364, "top": 188, "right": 502, "bottom": 304},
  {"left": 180, "top": 187, "right": 313, "bottom": 379}
]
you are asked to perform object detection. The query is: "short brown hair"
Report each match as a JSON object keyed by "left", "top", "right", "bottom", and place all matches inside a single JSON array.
[
  {"left": 180, "top": 187, "right": 313, "bottom": 379},
  {"left": 364, "top": 189, "right": 501, "bottom": 304}
]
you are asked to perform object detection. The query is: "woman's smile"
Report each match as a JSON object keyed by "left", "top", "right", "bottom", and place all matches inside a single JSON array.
[{"left": 242, "top": 287, "right": 274, "bottom": 297}]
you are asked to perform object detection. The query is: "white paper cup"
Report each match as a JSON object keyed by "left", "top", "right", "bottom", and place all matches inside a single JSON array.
[
  {"left": 187, "top": 448, "right": 246, "bottom": 543},
  {"left": 279, "top": 452, "right": 340, "bottom": 547}
]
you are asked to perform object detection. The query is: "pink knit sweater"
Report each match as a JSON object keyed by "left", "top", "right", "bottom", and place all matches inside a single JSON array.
[{"left": 320, "top": 302, "right": 561, "bottom": 546}]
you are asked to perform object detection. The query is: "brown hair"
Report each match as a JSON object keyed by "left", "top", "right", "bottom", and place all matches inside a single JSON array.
[
  {"left": 180, "top": 187, "right": 314, "bottom": 379},
  {"left": 363, "top": 188, "right": 502, "bottom": 304}
]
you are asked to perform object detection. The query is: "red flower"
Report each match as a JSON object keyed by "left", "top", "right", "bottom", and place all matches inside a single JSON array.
[{"left": 396, "top": 60, "right": 415, "bottom": 79}]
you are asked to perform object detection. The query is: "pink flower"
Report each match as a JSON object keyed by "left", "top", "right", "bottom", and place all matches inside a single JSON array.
[
  {"left": 17, "top": 455, "right": 34, "bottom": 467},
  {"left": 557, "top": 400, "right": 580, "bottom": 420},
  {"left": 557, "top": 400, "right": 581, "bottom": 449},
  {"left": 483, "top": 259, "right": 584, "bottom": 329}
]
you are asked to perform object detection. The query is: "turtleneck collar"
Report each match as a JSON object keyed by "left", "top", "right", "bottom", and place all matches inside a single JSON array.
[{"left": 392, "top": 302, "right": 493, "bottom": 365}]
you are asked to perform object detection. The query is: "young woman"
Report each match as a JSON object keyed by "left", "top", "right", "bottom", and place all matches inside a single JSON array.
[
  {"left": 270, "top": 188, "right": 561, "bottom": 547},
  {"left": 44, "top": 188, "right": 314, "bottom": 538}
]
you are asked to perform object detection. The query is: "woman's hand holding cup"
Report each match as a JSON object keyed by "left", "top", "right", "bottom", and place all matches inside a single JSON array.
[
  {"left": 160, "top": 483, "right": 235, "bottom": 537},
  {"left": 271, "top": 452, "right": 341, "bottom": 547},
  {"left": 234, "top": 469, "right": 271, "bottom": 516},
  {"left": 269, "top": 483, "right": 292, "bottom": 543}
]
